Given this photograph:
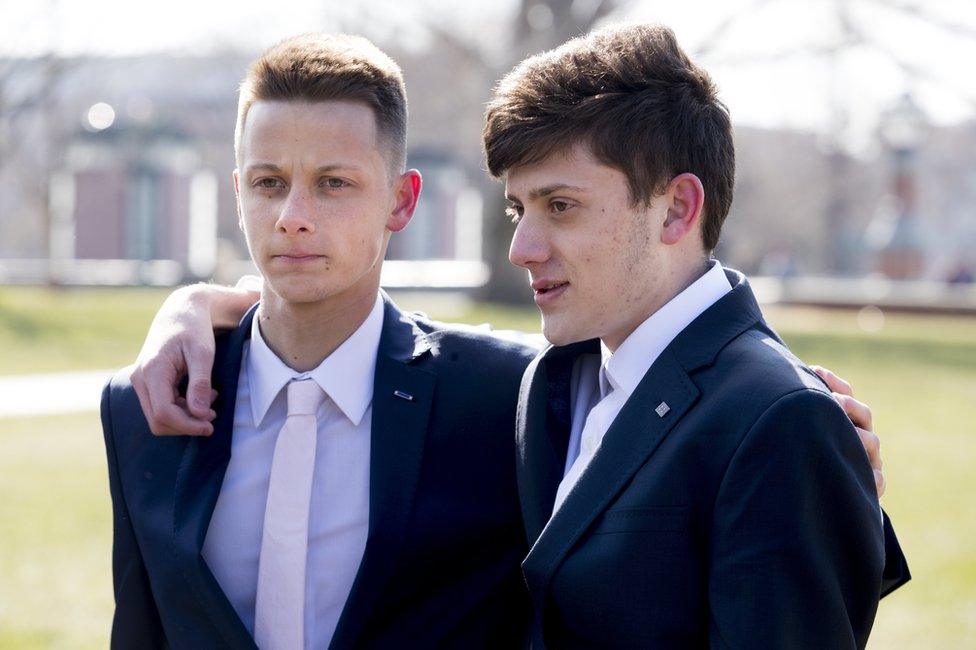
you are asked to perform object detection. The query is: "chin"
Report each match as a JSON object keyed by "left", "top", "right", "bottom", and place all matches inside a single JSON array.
[
  {"left": 541, "top": 319, "right": 588, "bottom": 347},
  {"left": 265, "top": 277, "right": 336, "bottom": 305}
]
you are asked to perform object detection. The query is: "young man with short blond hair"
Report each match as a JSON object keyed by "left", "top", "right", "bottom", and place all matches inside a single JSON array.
[{"left": 102, "top": 34, "right": 534, "bottom": 649}]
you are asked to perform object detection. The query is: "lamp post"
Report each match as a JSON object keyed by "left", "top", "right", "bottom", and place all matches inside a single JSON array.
[{"left": 872, "top": 92, "right": 928, "bottom": 280}]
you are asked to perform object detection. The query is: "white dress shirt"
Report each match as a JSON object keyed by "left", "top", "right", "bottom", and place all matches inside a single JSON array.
[
  {"left": 202, "top": 293, "right": 384, "bottom": 649},
  {"left": 554, "top": 261, "right": 733, "bottom": 514}
]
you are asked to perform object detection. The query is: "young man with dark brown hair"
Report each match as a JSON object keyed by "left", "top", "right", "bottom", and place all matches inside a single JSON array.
[
  {"left": 101, "top": 34, "right": 535, "bottom": 649},
  {"left": 485, "top": 23, "right": 907, "bottom": 648},
  {"left": 116, "top": 27, "right": 901, "bottom": 650}
]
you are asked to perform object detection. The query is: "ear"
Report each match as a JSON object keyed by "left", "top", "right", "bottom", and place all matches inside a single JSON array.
[
  {"left": 233, "top": 169, "right": 244, "bottom": 232},
  {"left": 660, "top": 173, "right": 705, "bottom": 246},
  {"left": 387, "top": 169, "right": 422, "bottom": 232}
]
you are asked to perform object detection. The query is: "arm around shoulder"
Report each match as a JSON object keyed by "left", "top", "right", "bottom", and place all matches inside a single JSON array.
[
  {"left": 708, "top": 388, "right": 885, "bottom": 650},
  {"left": 131, "top": 281, "right": 258, "bottom": 436}
]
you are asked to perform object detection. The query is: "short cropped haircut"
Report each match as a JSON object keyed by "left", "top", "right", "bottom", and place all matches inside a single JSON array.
[
  {"left": 235, "top": 33, "right": 408, "bottom": 175},
  {"left": 483, "top": 24, "right": 735, "bottom": 252}
]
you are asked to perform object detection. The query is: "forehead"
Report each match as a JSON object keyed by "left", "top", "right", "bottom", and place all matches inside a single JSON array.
[
  {"left": 240, "top": 99, "right": 383, "bottom": 164},
  {"left": 504, "top": 143, "right": 626, "bottom": 199}
]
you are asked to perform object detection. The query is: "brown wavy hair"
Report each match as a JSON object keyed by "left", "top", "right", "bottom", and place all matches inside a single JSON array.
[{"left": 483, "top": 24, "right": 735, "bottom": 252}]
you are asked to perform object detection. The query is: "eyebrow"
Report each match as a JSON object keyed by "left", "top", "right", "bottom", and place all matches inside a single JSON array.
[
  {"left": 506, "top": 183, "right": 588, "bottom": 202},
  {"left": 244, "top": 162, "right": 365, "bottom": 175}
]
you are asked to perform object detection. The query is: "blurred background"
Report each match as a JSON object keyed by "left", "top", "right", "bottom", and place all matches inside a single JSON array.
[{"left": 0, "top": 0, "right": 973, "bottom": 647}]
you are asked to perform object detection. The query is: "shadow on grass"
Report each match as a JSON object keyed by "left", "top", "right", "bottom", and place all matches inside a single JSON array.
[{"left": 0, "top": 303, "right": 59, "bottom": 341}]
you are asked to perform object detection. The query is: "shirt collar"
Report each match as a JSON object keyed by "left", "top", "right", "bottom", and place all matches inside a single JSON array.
[
  {"left": 247, "top": 293, "right": 385, "bottom": 427},
  {"left": 604, "top": 260, "right": 732, "bottom": 396}
]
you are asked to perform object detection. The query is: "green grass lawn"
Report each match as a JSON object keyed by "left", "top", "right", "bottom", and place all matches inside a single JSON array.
[
  {"left": 1, "top": 287, "right": 974, "bottom": 647},
  {"left": 0, "top": 286, "right": 174, "bottom": 374}
]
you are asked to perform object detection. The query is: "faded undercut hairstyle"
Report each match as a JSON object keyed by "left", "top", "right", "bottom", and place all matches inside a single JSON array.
[
  {"left": 483, "top": 24, "right": 735, "bottom": 252},
  {"left": 234, "top": 33, "right": 408, "bottom": 175}
]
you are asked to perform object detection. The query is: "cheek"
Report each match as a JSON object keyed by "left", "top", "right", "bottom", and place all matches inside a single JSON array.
[
  {"left": 239, "top": 220, "right": 259, "bottom": 249},
  {"left": 332, "top": 224, "right": 386, "bottom": 264}
]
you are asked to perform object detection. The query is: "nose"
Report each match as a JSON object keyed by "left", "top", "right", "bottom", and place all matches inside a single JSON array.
[
  {"left": 275, "top": 189, "right": 316, "bottom": 235},
  {"left": 508, "top": 216, "right": 549, "bottom": 269}
]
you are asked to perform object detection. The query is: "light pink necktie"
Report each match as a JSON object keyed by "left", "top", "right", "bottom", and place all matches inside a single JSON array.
[{"left": 254, "top": 379, "right": 324, "bottom": 650}]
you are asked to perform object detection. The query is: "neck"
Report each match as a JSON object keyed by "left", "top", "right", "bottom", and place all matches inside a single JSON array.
[
  {"left": 602, "top": 255, "right": 712, "bottom": 352},
  {"left": 257, "top": 285, "right": 379, "bottom": 373}
]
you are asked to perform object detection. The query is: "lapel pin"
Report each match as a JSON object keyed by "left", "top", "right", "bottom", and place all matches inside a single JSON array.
[
  {"left": 655, "top": 402, "right": 670, "bottom": 418},
  {"left": 393, "top": 390, "right": 415, "bottom": 402}
]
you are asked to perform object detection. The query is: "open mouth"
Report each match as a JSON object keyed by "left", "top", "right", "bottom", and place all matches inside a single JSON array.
[
  {"left": 532, "top": 281, "right": 569, "bottom": 305},
  {"left": 534, "top": 281, "right": 568, "bottom": 295}
]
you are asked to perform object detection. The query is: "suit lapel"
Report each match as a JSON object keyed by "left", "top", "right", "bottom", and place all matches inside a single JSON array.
[
  {"left": 520, "top": 269, "right": 766, "bottom": 612},
  {"left": 171, "top": 305, "right": 258, "bottom": 648},
  {"left": 516, "top": 339, "right": 597, "bottom": 545},
  {"left": 521, "top": 347, "right": 699, "bottom": 606},
  {"left": 331, "top": 295, "right": 436, "bottom": 648}
]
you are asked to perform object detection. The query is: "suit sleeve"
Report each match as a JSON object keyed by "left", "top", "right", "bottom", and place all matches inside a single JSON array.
[
  {"left": 707, "top": 389, "right": 886, "bottom": 650},
  {"left": 101, "top": 380, "right": 167, "bottom": 649},
  {"left": 880, "top": 510, "right": 911, "bottom": 597}
]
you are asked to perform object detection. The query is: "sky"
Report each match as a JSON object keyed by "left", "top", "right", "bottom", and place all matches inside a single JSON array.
[{"left": 2, "top": 0, "right": 975, "bottom": 153}]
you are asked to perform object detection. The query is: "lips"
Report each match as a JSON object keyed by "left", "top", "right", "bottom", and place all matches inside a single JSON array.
[
  {"left": 531, "top": 279, "right": 569, "bottom": 306},
  {"left": 272, "top": 252, "right": 325, "bottom": 260},
  {"left": 531, "top": 280, "right": 568, "bottom": 293}
]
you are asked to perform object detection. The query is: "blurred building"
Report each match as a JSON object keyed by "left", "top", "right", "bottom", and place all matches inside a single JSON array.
[
  {"left": 0, "top": 48, "right": 491, "bottom": 288},
  {"left": 2, "top": 49, "right": 975, "bottom": 289}
]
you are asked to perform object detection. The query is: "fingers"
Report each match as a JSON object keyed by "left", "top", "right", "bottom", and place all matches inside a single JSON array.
[
  {"left": 874, "top": 469, "right": 887, "bottom": 499},
  {"left": 811, "top": 365, "right": 852, "bottom": 396},
  {"left": 832, "top": 392, "right": 873, "bottom": 432},
  {"left": 812, "top": 366, "right": 885, "bottom": 499},
  {"left": 129, "top": 284, "right": 225, "bottom": 436},
  {"left": 855, "top": 427, "right": 882, "bottom": 470},
  {"left": 143, "top": 353, "right": 214, "bottom": 437},
  {"left": 153, "top": 399, "right": 214, "bottom": 437},
  {"left": 811, "top": 365, "right": 870, "bottom": 427},
  {"left": 855, "top": 426, "right": 885, "bottom": 499},
  {"left": 184, "top": 337, "right": 218, "bottom": 419}
]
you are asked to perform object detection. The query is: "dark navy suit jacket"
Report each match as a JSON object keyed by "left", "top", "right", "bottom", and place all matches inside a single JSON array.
[
  {"left": 516, "top": 270, "right": 910, "bottom": 649},
  {"left": 101, "top": 295, "right": 538, "bottom": 649}
]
